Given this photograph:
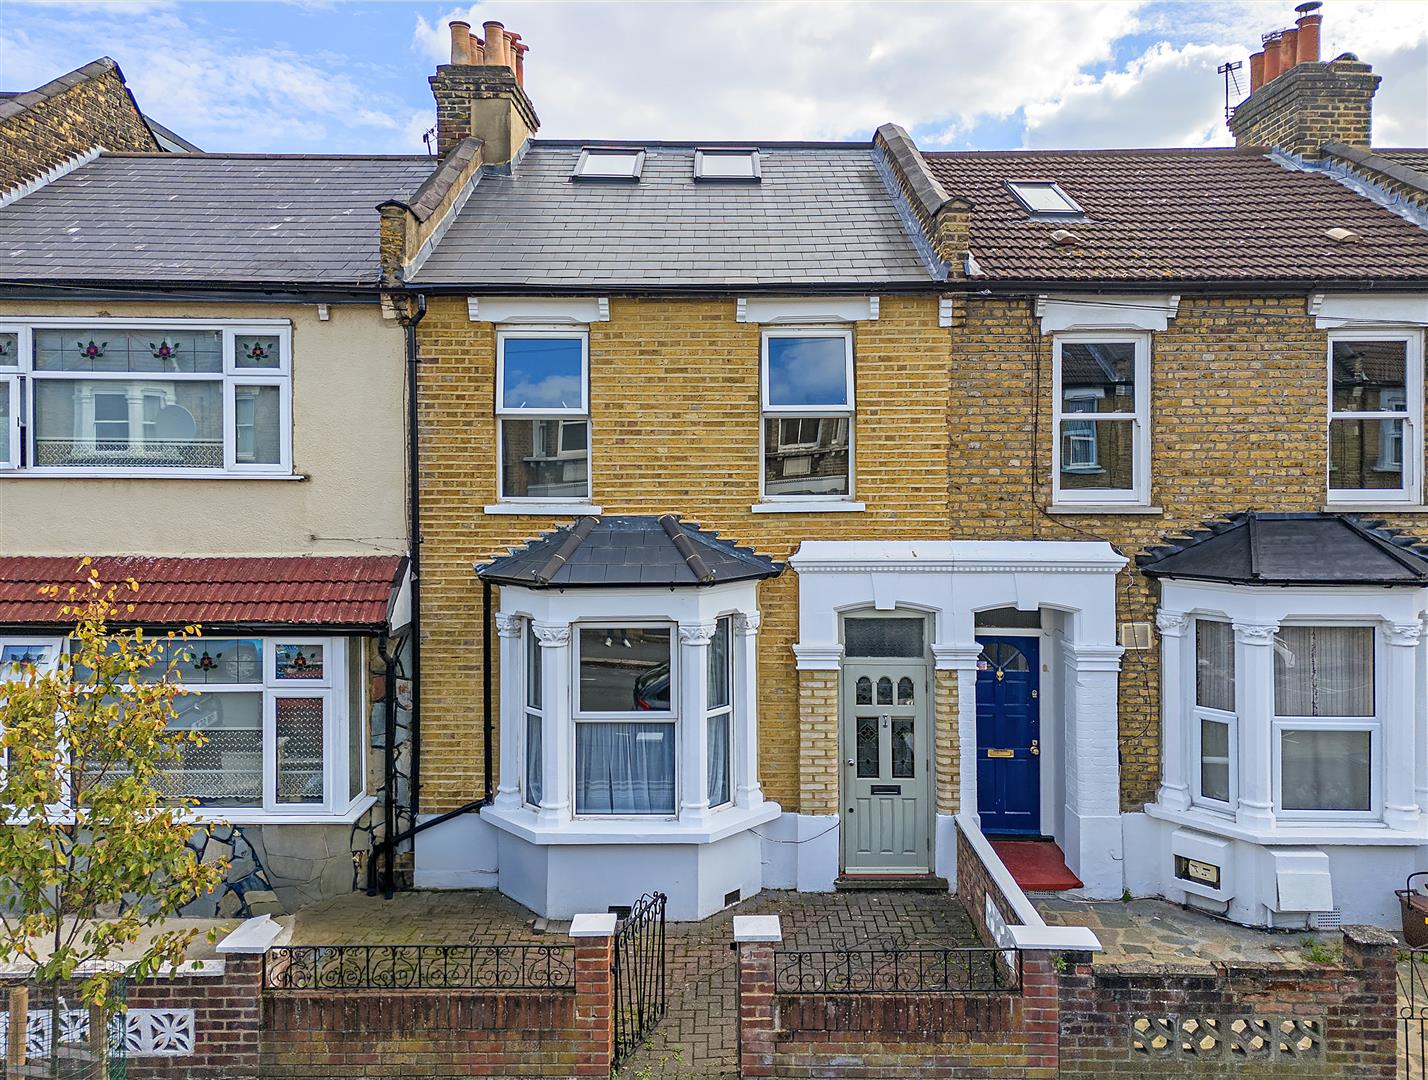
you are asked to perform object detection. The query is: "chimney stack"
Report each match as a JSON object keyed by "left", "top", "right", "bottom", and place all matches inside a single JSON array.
[
  {"left": 430, "top": 17, "right": 540, "bottom": 161},
  {"left": 1230, "top": 1, "right": 1379, "bottom": 158}
]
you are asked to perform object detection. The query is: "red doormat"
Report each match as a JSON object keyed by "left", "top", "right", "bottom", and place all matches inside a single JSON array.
[{"left": 988, "top": 839, "right": 1083, "bottom": 892}]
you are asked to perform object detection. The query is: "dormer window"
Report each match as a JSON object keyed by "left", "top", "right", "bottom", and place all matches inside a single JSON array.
[
  {"left": 572, "top": 147, "right": 645, "bottom": 181},
  {"left": 695, "top": 148, "right": 760, "bottom": 182},
  {"left": 1006, "top": 181, "right": 1082, "bottom": 216}
]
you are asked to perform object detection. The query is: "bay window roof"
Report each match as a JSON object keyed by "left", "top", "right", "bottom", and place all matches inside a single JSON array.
[
  {"left": 477, "top": 515, "right": 780, "bottom": 589},
  {"left": 1137, "top": 511, "right": 1428, "bottom": 587}
]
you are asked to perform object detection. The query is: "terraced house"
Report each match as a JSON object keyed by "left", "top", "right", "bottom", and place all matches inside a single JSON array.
[{"left": 367, "top": 5, "right": 1428, "bottom": 936}]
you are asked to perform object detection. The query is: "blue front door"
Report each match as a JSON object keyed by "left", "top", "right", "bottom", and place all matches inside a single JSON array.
[{"left": 975, "top": 636, "right": 1041, "bottom": 835}]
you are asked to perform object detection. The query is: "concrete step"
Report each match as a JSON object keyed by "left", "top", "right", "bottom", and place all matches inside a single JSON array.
[{"left": 834, "top": 875, "right": 951, "bottom": 893}]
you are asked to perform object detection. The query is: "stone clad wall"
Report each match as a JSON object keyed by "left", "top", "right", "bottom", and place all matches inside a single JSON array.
[
  {"left": 416, "top": 294, "right": 950, "bottom": 815},
  {"left": 0, "top": 60, "right": 159, "bottom": 195}
]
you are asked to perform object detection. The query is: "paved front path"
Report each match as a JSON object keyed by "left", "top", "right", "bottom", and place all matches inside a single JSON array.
[{"left": 618, "top": 890, "right": 979, "bottom": 1080}]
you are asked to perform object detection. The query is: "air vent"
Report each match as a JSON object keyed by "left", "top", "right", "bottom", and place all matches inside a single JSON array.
[
  {"left": 1310, "top": 908, "right": 1343, "bottom": 931},
  {"left": 1120, "top": 621, "right": 1153, "bottom": 650},
  {"left": 723, "top": 888, "right": 742, "bottom": 907}
]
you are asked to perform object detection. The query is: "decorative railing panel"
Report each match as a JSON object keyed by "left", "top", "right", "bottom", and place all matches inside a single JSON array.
[
  {"left": 262, "top": 944, "right": 575, "bottom": 991},
  {"left": 774, "top": 946, "right": 1021, "bottom": 994},
  {"left": 1401, "top": 948, "right": 1428, "bottom": 1079}
]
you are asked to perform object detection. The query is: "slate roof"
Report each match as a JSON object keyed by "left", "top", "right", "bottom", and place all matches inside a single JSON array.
[
  {"left": 0, "top": 153, "right": 436, "bottom": 288},
  {"left": 477, "top": 515, "right": 781, "bottom": 588},
  {"left": 410, "top": 142, "right": 933, "bottom": 288},
  {"left": 1376, "top": 149, "right": 1428, "bottom": 173},
  {"left": 923, "top": 148, "right": 1428, "bottom": 283},
  {"left": 0, "top": 555, "right": 405, "bottom": 629},
  {"left": 1137, "top": 512, "right": 1428, "bottom": 586}
]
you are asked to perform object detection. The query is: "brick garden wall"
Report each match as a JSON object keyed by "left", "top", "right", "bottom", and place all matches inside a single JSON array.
[
  {"left": 0, "top": 59, "right": 158, "bottom": 195},
  {"left": 1057, "top": 925, "right": 1399, "bottom": 1080}
]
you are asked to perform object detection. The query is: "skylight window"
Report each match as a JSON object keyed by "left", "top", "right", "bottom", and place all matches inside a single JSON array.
[
  {"left": 695, "top": 148, "right": 760, "bottom": 182},
  {"left": 572, "top": 148, "right": 645, "bottom": 181},
  {"left": 1006, "top": 181, "right": 1083, "bottom": 216}
]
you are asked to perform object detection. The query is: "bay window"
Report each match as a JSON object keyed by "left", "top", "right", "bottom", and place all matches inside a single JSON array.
[
  {"left": 1327, "top": 332, "right": 1422, "bottom": 502},
  {"left": 1052, "top": 333, "right": 1150, "bottom": 504},
  {"left": 496, "top": 330, "right": 590, "bottom": 501},
  {"left": 1192, "top": 619, "right": 1235, "bottom": 808},
  {"left": 761, "top": 329, "right": 854, "bottom": 499},
  {"left": 0, "top": 320, "right": 291, "bottom": 475},
  {"left": 1273, "top": 625, "right": 1376, "bottom": 816}
]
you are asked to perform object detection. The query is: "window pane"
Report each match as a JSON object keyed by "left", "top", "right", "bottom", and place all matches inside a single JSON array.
[
  {"left": 892, "top": 717, "right": 915, "bottom": 778},
  {"left": 526, "top": 624, "right": 542, "bottom": 710},
  {"left": 235, "top": 334, "right": 282, "bottom": 370},
  {"left": 856, "top": 716, "right": 879, "bottom": 778},
  {"left": 1332, "top": 339, "right": 1407, "bottom": 412},
  {"left": 707, "top": 617, "right": 731, "bottom": 710},
  {"left": 501, "top": 419, "right": 590, "bottom": 499},
  {"left": 165, "top": 691, "right": 262, "bottom": 807},
  {"left": 235, "top": 385, "right": 281, "bottom": 464},
  {"left": 763, "top": 416, "right": 848, "bottom": 496},
  {"left": 0, "top": 333, "right": 17, "bottom": 367},
  {"left": 34, "top": 379, "right": 223, "bottom": 468},
  {"left": 844, "top": 618, "right": 923, "bottom": 658},
  {"left": 275, "top": 643, "right": 324, "bottom": 680},
  {"left": 0, "top": 388, "right": 10, "bottom": 466},
  {"left": 1009, "top": 182, "right": 1079, "bottom": 214},
  {"left": 1274, "top": 626, "right": 1374, "bottom": 717},
  {"left": 1195, "top": 620, "right": 1235, "bottom": 713},
  {"left": 1058, "top": 417, "right": 1134, "bottom": 490},
  {"left": 575, "top": 722, "right": 675, "bottom": 814},
  {"left": 525, "top": 711, "right": 543, "bottom": 805},
  {"left": 577, "top": 151, "right": 641, "bottom": 178},
  {"left": 708, "top": 712, "right": 731, "bottom": 807},
  {"left": 500, "top": 337, "right": 584, "bottom": 411},
  {"left": 1280, "top": 729, "right": 1371, "bottom": 811},
  {"left": 172, "top": 639, "right": 263, "bottom": 685},
  {"left": 699, "top": 151, "right": 756, "bottom": 179},
  {"left": 766, "top": 336, "right": 849, "bottom": 408},
  {"left": 1200, "top": 718, "right": 1231, "bottom": 803},
  {"left": 34, "top": 329, "right": 222, "bottom": 374},
  {"left": 1, "top": 643, "right": 55, "bottom": 674},
  {"left": 348, "top": 650, "right": 365, "bottom": 801},
  {"left": 1060, "top": 342, "right": 1136, "bottom": 412},
  {"left": 1329, "top": 418, "right": 1407, "bottom": 489},
  {"left": 276, "top": 695, "right": 325, "bottom": 804},
  {"left": 578, "top": 627, "right": 671, "bottom": 713}
]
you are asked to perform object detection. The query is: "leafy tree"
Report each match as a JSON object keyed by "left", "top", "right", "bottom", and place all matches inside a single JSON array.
[{"left": 0, "top": 561, "right": 227, "bottom": 1072}]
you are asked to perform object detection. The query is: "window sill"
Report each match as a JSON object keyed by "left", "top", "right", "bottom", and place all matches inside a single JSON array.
[
  {"left": 183, "top": 793, "right": 378, "bottom": 827},
  {"left": 482, "top": 800, "right": 781, "bottom": 845},
  {"left": 1, "top": 470, "right": 305, "bottom": 481},
  {"left": 750, "top": 500, "right": 866, "bottom": 514},
  {"left": 1322, "top": 502, "right": 1428, "bottom": 513},
  {"left": 1144, "top": 802, "right": 1426, "bottom": 845},
  {"left": 484, "top": 502, "right": 603, "bottom": 516},
  {"left": 1047, "top": 503, "right": 1162, "bottom": 515}
]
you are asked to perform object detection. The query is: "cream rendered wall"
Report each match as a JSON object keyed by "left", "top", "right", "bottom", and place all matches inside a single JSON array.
[{"left": 0, "top": 300, "right": 407, "bottom": 557}]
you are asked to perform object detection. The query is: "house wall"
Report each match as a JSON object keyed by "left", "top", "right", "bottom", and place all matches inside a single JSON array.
[
  {"left": 0, "top": 300, "right": 407, "bottom": 558},
  {"left": 415, "top": 293, "right": 949, "bottom": 816}
]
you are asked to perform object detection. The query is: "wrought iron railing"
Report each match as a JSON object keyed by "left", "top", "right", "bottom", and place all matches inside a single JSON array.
[
  {"left": 262, "top": 944, "right": 575, "bottom": 991},
  {"left": 774, "top": 946, "right": 1021, "bottom": 994},
  {"left": 1400, "top": 947, "right": 1428, "bottom": 1079},
  {"left": 612, "top": 892, "right": 668, "bottom": 1068}
]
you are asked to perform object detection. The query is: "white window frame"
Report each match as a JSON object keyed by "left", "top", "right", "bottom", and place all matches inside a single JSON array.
[
  {"left": 0, "top": 318, "right": 292, "bottom": 478},
  {"left": 694, "top": 148, "right": 760, "bottom": 182},
  {"left": 1006, "top": 181, "right": 1083, "bottom": 216},
  {"left": 1326, "top": 329, "right": 1423, "bottom": 505},
  {"left": 1189, "top": 618, "right": 1236, "bottom": 812},
  {"left": 523, "top": 620, "right": 543, "bottom": 809},
  {"left": 495, "top": 328, "right": 592, "bottom": 504},
  {"left": 572, "top": 147, "right": 645, "bottom": 181},
  {"left": 706, "top": 614, "right": 735, "bottom": 809},
  {"left": 1051, "top": 331, "right": 1151, "bottom": 506},
  {"left": 759, "top": 328, "right": 856, "bottom": 502},
  {"left": 571, "top": 621, "right": 678, "bottom": 820},
  {"left": 0, "top": 375, "right": 18, "bottom": 471}
]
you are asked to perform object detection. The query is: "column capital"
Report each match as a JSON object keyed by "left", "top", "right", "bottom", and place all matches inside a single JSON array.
[
  {"left": 1386, "top": 622, "right": 1424, "bottom": 647},
  {"left": 734, "top": 611, "right": 762, "bottom": 637},
  {"left": 494, "top": 612, "right": 524, "bottom": 638},
  {"left": 1155, "top": 609, "right": 1191, "bottom": 637},
  {"left": 1233, "top": 621, "right": 1279, "bottom": 645},
  {"left": 678, "top": 621, "right": 717, "bottom": 646},
  {"left": 532, "top": 622, "right": 571, "bottom": 648},
  {"left": 932, "top": 643, "right": 983, "bottom": 670}
]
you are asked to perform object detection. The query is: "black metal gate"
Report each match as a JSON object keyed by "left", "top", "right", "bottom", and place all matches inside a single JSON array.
[
  {"left": 611, "top": 891, "right": 667, "bottom": 1068},
  {"left": 1402, "top": 948, "right": 1427, "bottom": 1080}
]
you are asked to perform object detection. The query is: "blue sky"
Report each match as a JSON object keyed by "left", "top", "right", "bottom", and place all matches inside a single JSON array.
[{"left": 1, "top": 0, "right": 1424, "bottom": 154}]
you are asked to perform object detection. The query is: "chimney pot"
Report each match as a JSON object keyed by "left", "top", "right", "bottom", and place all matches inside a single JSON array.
[
  {"left": 1249, "top": 50, "right": 1265, "bottom": 91},
  {"left": 470, "top": 32, "right": 485, "bottom": 65},
  {"left": 1262, "top": 34, "right": 1283, "bottom": 82},
  {"left": 448, "top": 20, "right": 472, "bottom": 65},
  {"left": 483, "top": 21, "right": 508, "bottom": 68},
  {"left": 510, "top": 33, "right": 527, "bottom": 86},
  {"left": 1281, "top": 26, "right": 1299, "bottom": 69},
  {"left": 1296, "top": 10, "right": 1322, "bottom": 63}
]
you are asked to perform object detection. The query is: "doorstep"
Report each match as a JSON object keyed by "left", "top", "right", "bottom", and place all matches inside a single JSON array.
[
  {"left": 834, "top": 874, "right": 950, "bottom": 893},
  {"left": 989, "top": 837, "right": 1083, "bottom": 892}
]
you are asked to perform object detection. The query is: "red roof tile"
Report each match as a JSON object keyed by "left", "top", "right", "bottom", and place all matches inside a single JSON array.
[
  {"left": 923, "top": 147, "right": 1428, "bottom": 282},
  {"left": 0, "top": 555, "right": 403, "bottom": 629}
]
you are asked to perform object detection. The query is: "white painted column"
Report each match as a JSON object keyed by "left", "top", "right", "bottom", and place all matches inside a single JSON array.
[
  {"left": 1417, "top": 613, "right": 1428, "bottom": 816},
  {"left": 934, "top": 644, "right": 983, "bottom": 819},
  {"left": 493, "top": 613, "right": 525, "bottom": 809},
  {"left": 1154, "top": 610, "right": 1192, "bottom": 812},
  {"left": 1383, "top": 621, "right": 1422, "bottom": 831},
  {"left": 1061, "top": 641, "right": 1125, "bottom": 900},
  {"left": 678, "top": 621, "right": 715, "bottom": 826},
  {"left": 533, "top": 622, "right": 572, "bottom": 826},
  {"left": 733, "top": 612, "right": 764, "bottom": 810},
  {"left": 1233, "top": 622, "right": 1278, "bottom": 832}
]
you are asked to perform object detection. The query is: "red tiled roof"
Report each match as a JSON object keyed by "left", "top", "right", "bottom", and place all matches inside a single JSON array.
[
  {"left": 923, "top": 147, "right": 1428, "bottom": 282},
  {"left": 0, "top": 555, "right": 403, "bottom": 629}
]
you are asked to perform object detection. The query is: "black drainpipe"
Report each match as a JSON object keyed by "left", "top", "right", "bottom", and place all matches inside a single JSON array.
[
  {"left": 483, "top": 577, "right": 494, "bottom": 800},
  {"left": 404, "top": 294, "right": 427, "bottom": 824},
  {"left": 375, "top": 630, "right": 400, "bottom": 897}
]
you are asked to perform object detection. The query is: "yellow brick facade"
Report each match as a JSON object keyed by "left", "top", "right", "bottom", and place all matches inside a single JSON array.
[{"left": 416, "top": 294, "right": 950, "bottom": 814}]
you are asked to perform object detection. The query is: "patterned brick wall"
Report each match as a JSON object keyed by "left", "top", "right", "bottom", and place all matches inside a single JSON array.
[
  {"left": 796, "top": 669, "right": 839, "bottom": 816},
  {"left": 0, "top": 60, "right": 159, "bottom": 195},
  {"left": 415, "top": 294, "right": 949, "bottom": 814},
  {"left": 933, "top": 669, "right": 958, "bottom": 814}
]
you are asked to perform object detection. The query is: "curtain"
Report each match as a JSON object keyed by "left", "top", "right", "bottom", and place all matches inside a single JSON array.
[
  {"left": 525, "top": 711, "right": 543, "bottom": 806},
  {"left": 575, "top": 722, "right": 675, "bottom": 815},
  {"left": 707, "top": 712, "right": 731, "bottom": 807},
  {"left": 1274, "top": 626, "right": 1374, "bottom": 716},
  {"left": 1280, "top": 729, "right": 1371, "bottom": 811},
  {"left": 1195, "top": 620, "right": 1235, "bottom": 712}
]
